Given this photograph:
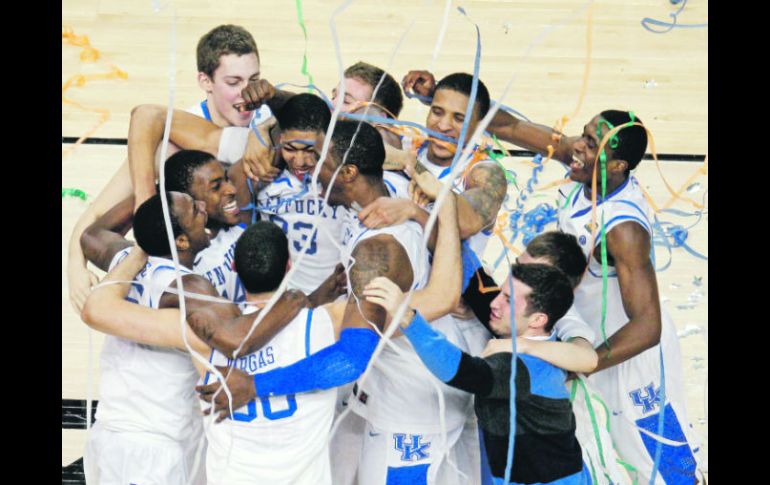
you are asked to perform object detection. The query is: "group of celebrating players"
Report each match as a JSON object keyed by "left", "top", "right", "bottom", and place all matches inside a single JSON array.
[{"left": 67, "top": 24, "right": 704, "bottom": 485}]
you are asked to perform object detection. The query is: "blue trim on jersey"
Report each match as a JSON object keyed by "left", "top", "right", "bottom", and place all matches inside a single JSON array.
[
  {"left": 600, "top": 215, "right": 651, "bottom": 238},
  {"left": 570, "top": 178, "right": 632, "bottom": 219},
  {"left": 615, "top": 199, "right": 651, "bottom": 227},
  {"left": 386, "top": 464, "right": 429, "bottom": 485},
  {"left": 237, "top": 222, "right": 248, "bottom": 229},
  {"left": 519, "top": 354, "right": 569, "bottom": 399},
  {"left": 571, "top": 186, "right": 581, "bottom": 207},
  {"left": 384, "top": 178, "right": 397, "bottom": 195},
  {"left": 273, "top": 176, "right": 293, "bottom": 188},
  {"left": 352, "top": 226, "right": 372, "bottom": 247},
  {"left": 636, "top": 403, "right": 697, "bottom": 484},
  {"left": 200, "top": 100, "right": 212, "bottom": 122},
  {"left": 304, "top": 309, "right": 314, "bottom": 357}
]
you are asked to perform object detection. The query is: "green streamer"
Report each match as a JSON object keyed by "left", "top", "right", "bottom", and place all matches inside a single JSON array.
[
  {"left": 295, "top": 0, "right": 314, "bottom": 89},
  {"left": 62, "top": 188, "right": 87, "bottom": 200}
]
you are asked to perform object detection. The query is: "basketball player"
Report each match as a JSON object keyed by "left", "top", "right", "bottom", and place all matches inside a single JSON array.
[
  {"left": 67, "top": 24, "right": 266, "bottom": 313},
  {"left": 79, "top": 192, "right": 306, "bottom": 485},
  {"left": 365, "top": 264, "right": 592, "bottom": 485}
]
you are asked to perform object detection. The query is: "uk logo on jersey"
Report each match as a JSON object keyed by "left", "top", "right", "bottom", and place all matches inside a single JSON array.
[
  {"left": 629, "top": 383, "right": 663, "bottom": 414},
  {"left": 393, "top": 434, "right": 431, "bottom": 461}
]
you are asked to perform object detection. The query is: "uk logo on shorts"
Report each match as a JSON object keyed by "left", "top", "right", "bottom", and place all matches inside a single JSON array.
[
  {"left": 393, "top": 433, "right": 431, "bottom": 461},
  {"left": 629, "top": 382, "right": 662, "bottom": 414}
]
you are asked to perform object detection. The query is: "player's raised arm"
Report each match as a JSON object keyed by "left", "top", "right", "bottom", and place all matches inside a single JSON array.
[
  {"left": 80, "top": 196, "right": 135, "bottom": 272},
  {"left": 593, "top": 222, "right": 661, "bottom": 373},
  {"left": 128, "top": 104, "right": 225, "bottom": 208},
  {"left": 456, "top": 162, "right": 507, "bottom": 240},
  {"left": 392, "top": 190, "right": 461, "bottom": 322}
]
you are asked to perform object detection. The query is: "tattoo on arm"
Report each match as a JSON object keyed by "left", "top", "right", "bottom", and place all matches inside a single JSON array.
[
  {"left": 461, "top": 163, "right": 507, "bottom": 227},
  {"left": 349, "top": 240, "right": 392, "bottom": 298},
  {"left": 413, "top": 159, "right": 428, "bottom": 175}
]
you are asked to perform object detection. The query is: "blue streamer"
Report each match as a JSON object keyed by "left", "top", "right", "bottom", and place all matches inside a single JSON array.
[
  {"left": 450, "top": 7, "right": 482, "bottom": 172},
  {"left": 504, "top": 271, "right": 518, "bottom": 485},
  {"left": 641, "top": 0, "right": 707, "bottom": 34},
  {"left": 493, "top": 154, "right": 556, "bottom": 270}
]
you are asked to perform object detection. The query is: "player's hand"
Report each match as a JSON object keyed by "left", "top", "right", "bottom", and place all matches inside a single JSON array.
[
  {"left": 196, "top": 367, "right": 256, "bottom": 423},
  {"left": 363, "top": 276, "right": 407, "bottom": 318},
  {"left": 407, "top": 168, "right": 442, "bottom": 202},
  {"left": 308, "top": 263, "right": 347, "bottom": 307},
  {"left": 68, "top": 264, "right": 100, "bottom": 315},
  {"left": 358, "top": 197, "right": 418, "bottom": 229},
  {"left": 235, "top": 79, "right": 276, "bottom": 113},
  {"left": 242, "top": 118, "right": 280, "bottom": 183},
  {"left": 402, "top": 70, "right": 436, "bottom": 104}
]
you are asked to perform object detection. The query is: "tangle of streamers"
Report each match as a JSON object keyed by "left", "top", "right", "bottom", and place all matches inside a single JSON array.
[
  {"left": 641, "top": 0, "right": 708, "bottom": 34},
  {"left": 61, "top": 26, "right": 128, "bottom": 158}
]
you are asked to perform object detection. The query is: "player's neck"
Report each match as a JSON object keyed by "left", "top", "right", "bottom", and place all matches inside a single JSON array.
[
  {"left": 426, "top": 150, "right": 452, "bottom": 168},
  {"left": 245, "top": 291, "right": 274, "bottom": 307},
  {"left": 351, "top": 178, "right": 389, "bottom": 209},
  {"left": 167, "top": 251, "right": 195, "bottom": 269},
  {"left": 583, "top": 175, "right": 627, "bottom": 199},
  {"left": 205, "top": 95, "right": 229, "bottom": 128}
]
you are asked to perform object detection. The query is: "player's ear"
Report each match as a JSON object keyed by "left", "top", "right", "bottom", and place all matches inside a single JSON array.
[
  {"left": 175, "top": 234, "right": 190, "bottom": 252},
  {"left": 608, "top": 158, "right": 628, "bottom": 174},
  {"left": 198, "top": 72, "right": 213, "bottom": 93},
  {"left": 285, "top": 258, "right": 292, "bottom": 274},
  {"left": 339, "top": 164, "right": 359, "bottom": 183},
  {"left": 528, "top": 312, "right": 549, "bottom": 331}
]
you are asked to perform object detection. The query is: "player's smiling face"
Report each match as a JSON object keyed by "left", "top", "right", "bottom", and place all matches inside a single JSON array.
[
  {"left": 279, "top": 129, "right": 320, "bottom": 181},
  {"left": 188, "top": 160, "right": 240, "bottom": 227},
  {"left": 200, "top": 53, "right": 261, "bottom": 127},
  {"left": 425, "top": 88, "right": 480, "bottom": 166},
  {"left": 331, "top": 76, "right": 374, "bottom": 113},
  {"left": 570, "top": 115, "right": 615, "bottom": 184}
]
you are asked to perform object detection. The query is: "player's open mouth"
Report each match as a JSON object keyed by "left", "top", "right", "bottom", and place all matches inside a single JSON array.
[
  {"left": 223, "top": 201, "right": 240, "bottom": 215},
  {"left": 570, "top": 155, "right": 585, "bottom": 171}
]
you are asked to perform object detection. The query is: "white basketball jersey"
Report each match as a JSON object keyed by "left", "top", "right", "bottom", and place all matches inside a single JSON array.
[
  {"left": 193, "top": 224, "right": 246, "bottom": 306},
  {"left": 416, "top": 145, "right": 496, "bottom": 259},
  {"left": 96, "top": 248, "right": 202, "bottom": 443},
  {"left": 557, "top": 176, "right": 663, "bottom": 338},
  {"left": 258, "top": 169, "right": 347, "bottom": 294},
  {"left": 201, "top": 306, "right": 337, "bottom": 485},
  {"left": 342, "top": 209, "right": 473, "bottom": 433}
]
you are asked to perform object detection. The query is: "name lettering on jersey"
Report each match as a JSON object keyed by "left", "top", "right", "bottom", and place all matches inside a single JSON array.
[
  {"left": 260, "top": 195, "right": 341, "bottom": 219},
  {"left": 393, "top": 433, "right": 431, "bottom": 461},
  {"left": 227, "top": 346, "right": 276, "bottom": 373},
  {"left": 629, "top": 382, "right": 663, "bottom": 414}
]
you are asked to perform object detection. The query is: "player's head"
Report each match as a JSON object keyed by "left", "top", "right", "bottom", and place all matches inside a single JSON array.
[
  {"left": 133, "top": 191, "right": 211, "bottom": 257},
  {"left": 570, "top": 110, "right": 647, "bottom": 184},
  {"left": 426, "top": 73, "right": 491, "bottom": 165},
  {"left": 275, "top": 93, "right": 332, "bottom": 180},
  {"left": 488, "top": 264, "right": 574, "bottom": 337},
  {"left": 196, "top": 24, "right": 260, "bottom": 127},
  {"left": 164, "top": 150, "right": 240, "bottom": 228},
  {"left": 331, "top": 62, "right": 404, "bottom": 118},
  {"left": 234, "top": 222, "right": 290, "bottom": 294},
  {"left": 520, "top": 231, "right": 586, "bottom": 289},
  {"left": 316, "top": 120, "right": 385, "bottom": 207}
]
